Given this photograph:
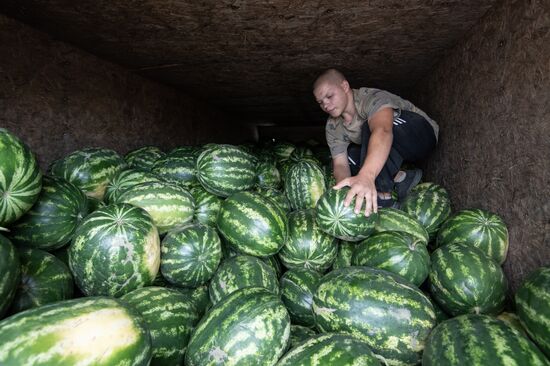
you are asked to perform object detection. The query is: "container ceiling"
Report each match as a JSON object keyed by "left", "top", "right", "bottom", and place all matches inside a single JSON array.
[{"left": 1, "top": 0, "right": 498, "bottom": 127}]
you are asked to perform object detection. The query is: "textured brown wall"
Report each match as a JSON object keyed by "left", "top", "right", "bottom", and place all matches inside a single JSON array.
[
  {"left": 413, "top": 0, "right": 550, "bottom": 294},
  {"left": 0, "top": 14, "right": 251, "bottom": 170}
]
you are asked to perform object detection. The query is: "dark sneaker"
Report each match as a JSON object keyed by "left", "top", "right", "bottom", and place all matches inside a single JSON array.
[
  {"left": 395, "top": 169, "right": 423, "bottom": 201},
  {"left": 377, "top": 197, "right": 397, "bottom": 208}
]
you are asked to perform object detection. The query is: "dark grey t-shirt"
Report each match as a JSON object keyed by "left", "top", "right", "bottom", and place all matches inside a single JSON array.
[{"left": 325, "top": 88, "right": 439, "bottom": 158}]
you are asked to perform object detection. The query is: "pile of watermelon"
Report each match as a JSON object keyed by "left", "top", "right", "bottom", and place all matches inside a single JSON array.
[{"left": 0, "top": 127, "right": 548, "bottom": 366}]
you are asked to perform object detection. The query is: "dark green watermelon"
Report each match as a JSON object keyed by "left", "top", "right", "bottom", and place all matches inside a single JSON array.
[
  {"left": 68, "top": 203, "right": 160, "bottom": 297},
  {"left": 115, "top": 181, "right": 195, "bottom": 234},
  {"left": 423, "top": 314, "right": 549, "bottom": 366},
  {"left": 352, "top": 231, "right": 430, "bottom": 286},
  {"left": 313, "top": 266, "right": 436, "bottom": 365},
  {"left": 285, "top": 160, "right": 326, "bottom": 210},
  {"left": 196, "top": 144, "right": 257, "bottom": 197},
  {"left": 160, "top": 223, "right": 222, "bottom": 288},
  {"left": 280, "top": 268, "right": 322, "bottom": 327},
  {"left": 190, "top": 186, "right": 222, "bottom": 227},
  {"left": 436, "top": 208, "right": 509, "bottom": 264},
  {"left": 217, "top": 191, "right": 288, "bottom": 257},
  {"left": 121, "top": 286, "right": 201, "bottom": 366},
  {"left": 0, "top": 235, "right": 20, "bottom": 318},
  {"left": 125, "top": 146, "right": 165, "bottom": 171},
  {"left": 8, "top": 175, "right": 89, "bottom": 251},
  {"left": 277, "top": 333, "right": 380, "bottom": 366},
  {"left": 209, "top": 255, "right": 279, "bottom": 305},
  {"left": 400, "top": 183, "right": 451, "bottom": 241},
  {"left": 104, "top": 168, "right": 161, "bottom": 204},
  {"left": 278, "top": 209, "right": 337, "bottom": 272},
  {"left": 152, "top": 150, "right": 198, "bottom": 188},
  {"left": 515, "top": 266, "right": 550, "bottom": 358},
  {"left": 0, "top": 128, "right": 42, "bottom": 228},
  {"left": 429, "top": 242, "right": 507, "bottom": 316},
  {"left": 9, "top": 247, "right": 73, "bottom": 314},
  {"left": 50, "top": 147, "right": 127, "bottom": 200},
  {"left": 315, "top": 187, "right": 378, "bottom": 241},
  {"left": 374, "top": 207, "right": 429, "bottom": 246},
  {"left": 185, "top": 287, "right": 290, "bottom": 366}
]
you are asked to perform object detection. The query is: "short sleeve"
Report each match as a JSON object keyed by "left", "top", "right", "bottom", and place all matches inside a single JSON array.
[
  {"left": 358, "top": 89, "right": 400, "bottom": 120},
  {"left": 325, "top": 120, "right": 349, "bottom": 158}
]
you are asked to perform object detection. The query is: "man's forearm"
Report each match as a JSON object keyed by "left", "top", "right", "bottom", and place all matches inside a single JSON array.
[
  {"left": 358, "top": 129, "right": 393, "bottom": 182},
  {"left": 333, "top": 161, "right": 351, "bottom": 183}
]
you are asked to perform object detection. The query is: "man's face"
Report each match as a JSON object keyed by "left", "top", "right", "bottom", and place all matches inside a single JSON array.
[{"left": 313, "top": 80, "right": 347, "bottom": 118}]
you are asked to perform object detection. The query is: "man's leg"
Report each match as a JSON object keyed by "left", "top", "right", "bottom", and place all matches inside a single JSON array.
[{"left": 357, "top": 110, "right": 437, "bottom": 203}]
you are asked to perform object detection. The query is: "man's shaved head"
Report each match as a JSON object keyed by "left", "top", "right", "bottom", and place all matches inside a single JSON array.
[{"left": 313, "top": 69, "right": 347, "bottom": 90}]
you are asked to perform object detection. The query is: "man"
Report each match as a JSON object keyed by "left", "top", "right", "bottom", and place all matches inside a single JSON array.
[{"left": 313, "top": 69, "right": 438, "bottom": 216}]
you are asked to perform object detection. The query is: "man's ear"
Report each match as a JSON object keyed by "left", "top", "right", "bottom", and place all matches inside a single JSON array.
[{"left": 341, "top": 80, "right": 350, "bottom": 92}]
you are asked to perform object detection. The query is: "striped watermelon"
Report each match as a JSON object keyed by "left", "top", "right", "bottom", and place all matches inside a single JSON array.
[
  {"left": 289, "top": 146, "right": 315, "bottom": 162},
  {"left": 160, "top": 223, "right": 222, "bottom": 288},
  {"left": 278, "top": 209, "right": 338, "bottom": 271},
  {"left": 170, "top": 146, "right": 200, "bottom": 158},
  {"left": 272, "top": 142, "right": 296, "bottom": 162},
  {"left": 0, "top": 128, "right": 42, "bottom": 228},
  {"left": 125, "top": 146, "right": 165, "bottom": 171},
  {"left": 174, "top": 284, "right": 212, "bottom": 316},
  {"left": 115, "top": 181, "right": 195, "bottom": 234},
  {"left": 289, "top": 325, "right": 317, "bottom": 348},
  {"left": 400, "top": 183, "right": 451, "bottom": 241},
  {"left": 196, "top": 144, "right": 257, "bottom": 197},
  {"left": 429, "top": 242, "right": 507, "bottom": 316},
  {"left": 0, "top": 297, "right": 152, "bottom": 365},
  {"left": 313, "top": 266, "right": 436, "bottom": 366},
  {"left": 121, "top": 286, "right": 201, "bottom": 365},
  {"left": 315, "top": 187, "right": 378, "bottom": 241},
  {"left": 8, "top": 175, "right": 89, "bottom": 251},
  {"left": 50, "top": 147, "right": 127, "bottom": 200},
  {"left": 515, "top": 266, "right": 550, "bottom": 357},
  {"left": 256, "top": 187, "right": 292, "bottom": 212},
  {"left": 104, "top": 168, "right": 161, "bottom": 204},
  {"left": 217, "top": 191, "right": 288, "bottom": 257},
  {"left": 0, "top": 235, "right": 20, "bottom": 318},
  {"left": 277, "top": 333, "right": 380, "bottom": 366},
  {"left": 332, "top": 240, "right": 355, "bottom": 270},
  {"left": 9, "top": 247, "right": 73, "bottom": 314},
  {"left": 262, "top": 254, "right": 284, "bottom": 278},
  {"left": 285, "top": 160, "right": 326, "bottom": 210},
  {"left": 68, "top": 203, "right": 160, "bottom": 297},
  {"left": 278, "top": 159, "right": 294, "bottom": 182},
  {"left": 190, "top": 185, "right": 222, "bottom": 227},
  {"left": 436, "top": 208, "right": 509, "bottom": 264},
  {"left": 352, "top": 231, "right": 430, "bottom": 286},
  {"left": 498, "top": 312, "right": 528, "bottom": 337},
  {"left": 185, "top": 287, "right": 290, "bottom": 366},
  {"left": 374, "top": 207, "right": 429, "bottom": 246},
  {"left": 152, "top": 150, "right": 198, "bottom": 188},
  {"left": 256, "top": 160, "right": 281, "bottom": 188},
  {"left": 208, "top": 254, "right": 280, "bottom": 305},
  {"left": 280, "top": 267, "right": 322, "bottom": 327},
  {"left": 423, "top": 314, "right": 549, "bottom": 366}
]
